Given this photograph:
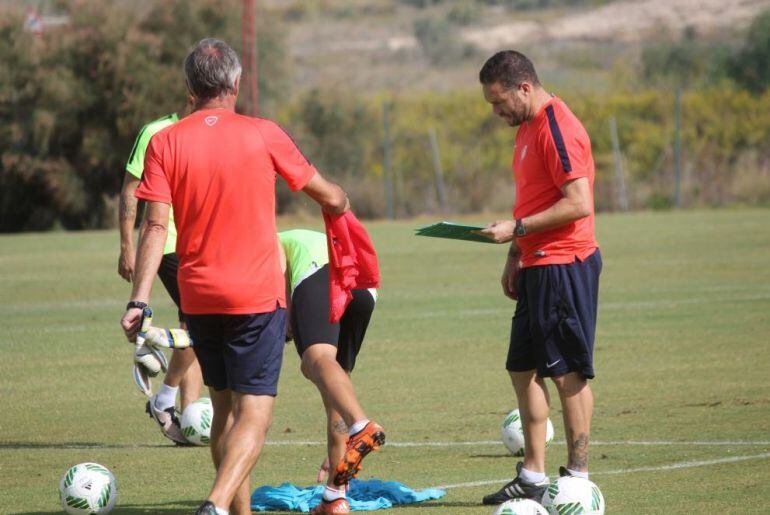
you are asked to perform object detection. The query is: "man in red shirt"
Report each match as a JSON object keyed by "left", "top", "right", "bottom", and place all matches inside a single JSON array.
[
  {"left": 120, "top": 39, "right": 350, "bottom": 515},
  {"left": 478, "top": 50, "right": 602, "bottom": 504}
]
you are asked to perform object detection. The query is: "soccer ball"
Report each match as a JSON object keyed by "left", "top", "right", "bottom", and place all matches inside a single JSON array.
[
  {"left": 501, "top": 409, "right": 554, "bottom": 456},
  {"left": 59, "top": 462, "right": 117, "bottom": 514},
  {"left": 541, "top": 476, "right": 605, "bottom": 515},
  {"left": 181, "top": 397, "right": 213, "bottom": 446},
  {"left": 492, "top": 498, "right": 549, "bottom": 515}
]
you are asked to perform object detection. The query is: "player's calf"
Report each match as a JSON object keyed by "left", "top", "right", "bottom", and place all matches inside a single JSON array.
[{"left": 333, "top": 421, "right": 385, "bottom": 486}]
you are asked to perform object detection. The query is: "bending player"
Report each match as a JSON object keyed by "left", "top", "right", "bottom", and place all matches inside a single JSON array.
[
  {"left": 280, "top": 229, "right": 384, "bottom": 515},
  {"left": 118, "top": 113, "right": 203, "bottom": 445}
]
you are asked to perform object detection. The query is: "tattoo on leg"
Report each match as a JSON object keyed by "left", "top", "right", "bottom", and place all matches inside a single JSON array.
[
  {"left": 332, "top": 419, "right": 348, "bottom": 434},
  {"left": 568, "top": 433, "right": 589, "bottom": 470}
]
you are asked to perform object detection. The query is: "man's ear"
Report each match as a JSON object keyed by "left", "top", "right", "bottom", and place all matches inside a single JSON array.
[{"left": 233, "top": 74, "right": 241, "bottom": 96}]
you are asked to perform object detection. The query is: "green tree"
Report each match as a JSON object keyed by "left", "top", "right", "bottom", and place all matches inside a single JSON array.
[
  {"left": 0, "top": 0, "right": 288, "bottom": 232},
  {"left": 729, "top": 9, "right": 770, "bottom": 93}
]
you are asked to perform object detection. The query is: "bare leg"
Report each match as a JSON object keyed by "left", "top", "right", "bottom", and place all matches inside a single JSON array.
[
  {"left": 552, "top": 372, "right": 593, "bottom": 472},
  {"left": 207, "top": 389, "right": 274, "bottom": 512},
  {"left": 324, "top": 405, "right": 349, "bottom": 488},
  {"left": 158, "top": 322, "right": 202, "bottom": 410},
  {"left": 510, "top": 370, "right": 551, "bottom": 473},
  {"left": 301, "top": 344, "right": 366, "bottom": 427}
]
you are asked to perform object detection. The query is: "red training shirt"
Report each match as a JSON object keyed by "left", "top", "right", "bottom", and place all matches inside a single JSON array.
[
  {"left": 136, "top": 109, "right": 316, "bottom": 314},
  {"left": 513, "top": 97, "right": 598, "bottom": 268}
]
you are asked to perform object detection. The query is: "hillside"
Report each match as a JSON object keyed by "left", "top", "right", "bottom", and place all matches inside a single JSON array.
[{"left": 279, "top": 0, "right": 770, "bottom": 92}]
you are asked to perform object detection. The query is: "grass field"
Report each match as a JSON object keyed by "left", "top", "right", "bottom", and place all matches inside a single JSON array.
[{"left": 1, "top": 208, "right": 769, "bottom": 514}]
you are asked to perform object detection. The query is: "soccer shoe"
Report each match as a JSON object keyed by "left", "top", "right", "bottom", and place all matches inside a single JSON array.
[
  {"left": 332, "top": 421, "right": 386, "bottom": 486},
  {"left": 194, "top": 501, "right": 217, "bottom": 515},
  {"left": 311, "top": 498, "right": 351, "bottom": 514},
  {"left": 146, "top": 397, "right": 188, "bottom": 445},
  {"left": 481, "top": 462, "right": 549, "bottom": 505}
]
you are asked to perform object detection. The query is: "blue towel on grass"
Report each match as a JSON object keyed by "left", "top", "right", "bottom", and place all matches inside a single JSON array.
[{"left": 250, "top": 479, "right": 445, "bottom": 512}]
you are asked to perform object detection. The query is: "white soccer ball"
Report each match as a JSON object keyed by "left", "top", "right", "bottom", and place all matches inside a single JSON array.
[
  {"left": 541, "top": 476, "right": 605, "bottom": 515},
  {"left": 492, "top": 498, "right": 549, "bottom": 515},
  {"left": 59, "top": 462, "right": 117, "bottom": 514},
  {"left": 501, "top": 409, "right": 554, "bottom": 456},
  {"left": 181, "top": 397, "right": 213, "bottom": 446}
]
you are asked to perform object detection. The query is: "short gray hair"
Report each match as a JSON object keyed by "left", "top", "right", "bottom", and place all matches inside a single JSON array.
[{"left": 184, "top": 38, "right": 242, "bottom": 100}]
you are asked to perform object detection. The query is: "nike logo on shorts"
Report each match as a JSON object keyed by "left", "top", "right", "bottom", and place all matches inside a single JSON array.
[{"left": 546, "top": 359, "right": 561, "bottom": 368}]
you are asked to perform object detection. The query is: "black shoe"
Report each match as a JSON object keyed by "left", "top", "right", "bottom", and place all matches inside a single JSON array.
[
  {"left": 481, "top": 462, "right": 549, "bottom": 505},
  {"left": 194, "top": 500, "right": 217, "bottom": 515}
]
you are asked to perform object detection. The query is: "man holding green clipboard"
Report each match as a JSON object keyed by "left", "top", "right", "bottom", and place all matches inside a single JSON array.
[
  {"left": 478, "top": 50, "right": 601, "bottom": 505},
  {"left": 417, "top": 50, "right": 601, "bottom": 505}
]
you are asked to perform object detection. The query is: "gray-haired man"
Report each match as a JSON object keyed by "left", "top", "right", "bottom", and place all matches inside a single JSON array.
[{"left": 120, "top": 39, "right": 351, "bottom": 515}]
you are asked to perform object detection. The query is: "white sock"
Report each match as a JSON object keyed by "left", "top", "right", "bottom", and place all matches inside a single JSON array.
[
  {"left": 322, "top": 486, "right": 346, "bottom": 502},
  {"left": 567, "top": 468, "right": 589, "bottom": 479},
  {"left": 214, "top": 507, "right": 229, "bottom": 515},
  {"left": 519, "top": 466, "right": 546, "bottom": 484},
  {"left": 348, "top": 419, "right": 370, "bottom": 436},
  {"left": 154, "top": 384, "right": 178, "bottom": 411}
]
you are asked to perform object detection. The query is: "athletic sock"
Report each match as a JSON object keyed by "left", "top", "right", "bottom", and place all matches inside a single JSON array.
[
  {"left": 348, "top": 419, "right": 370, "bottom": 436},
  {"left": 214, "top": 506, "right": 229, "bottom": 515},
  {"left": 519, "top": 466, "right": 546, "bottom": 484},
  {"left": 567, "top": 468, "right": 589, "bottom": 479},
  {"left": 322, "top": 486, "right": 346, "bottom": 502},
  {"left": 154, "top": 384, "right": 178, "bottom": 411}
]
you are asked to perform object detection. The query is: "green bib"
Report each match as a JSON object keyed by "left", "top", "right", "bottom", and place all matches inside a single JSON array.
[{"left": 125, "top": 113, "right": 179, "bottom": 255}]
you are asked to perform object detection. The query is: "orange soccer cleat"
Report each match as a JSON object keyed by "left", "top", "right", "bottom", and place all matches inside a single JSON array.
[
  {"left": 333, "top": 421, "right": 386, "bottom": 486},
  {"left": 311, "top": 498, "right": 351, "bottom": 514}
]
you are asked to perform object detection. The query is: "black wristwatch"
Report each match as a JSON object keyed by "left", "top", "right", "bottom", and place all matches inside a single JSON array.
[
  {"left": 126, "top": 301, "right": 148, "bottom": 310},
  {"left": 515, "top": 218, "right": 527, "bottom": 237}
]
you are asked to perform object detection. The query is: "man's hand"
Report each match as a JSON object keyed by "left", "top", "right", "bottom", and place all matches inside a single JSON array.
[
  {"left": 121, "top": 307, "right": 143, "bottom": 342},
  {"left": 479, "top": 220, "right": 515, "bottom": 243},
  {"left": 316, "top": 457, "right": 330, "bottom": 483},
  {"left": 118, "top": 247, "right": 135, "bottom": 282},
  {"left": 501, "top": 248, "right": 522, "bottom": 300}
]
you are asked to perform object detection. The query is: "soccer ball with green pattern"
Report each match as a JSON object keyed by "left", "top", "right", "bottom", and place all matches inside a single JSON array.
[
  {"left": 492, "top": 498, "right": 549, "bottom": 515},
  {"left": 541, "top": 476, "right": 605, "bottom": 515},
  {"left": 58, "top": 462, "right": 117, "bottom": 514},
  {"left": 181, "top": 397, "right": 213, "bottom": 446},
  {"left": 501, "top": 409, "right": 554, "bottom": 456}
]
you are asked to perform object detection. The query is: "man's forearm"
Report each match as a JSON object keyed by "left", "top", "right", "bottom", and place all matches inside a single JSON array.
[
  {"left": 119, "top": 176, "right": 141, "bottom": 249},
  {"left": 130, "top": 220, "right": 166, "bottom": 302},
  {"left": 519, "top": 178, "right": 592, "bottom": 235},
  {"left": 520, "top": 196, "right": 590, "bottom": 235}
]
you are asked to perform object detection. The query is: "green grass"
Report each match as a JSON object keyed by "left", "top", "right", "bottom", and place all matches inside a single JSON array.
[{"left": 1, "top": 208, "right": 769, "bottom": 514}]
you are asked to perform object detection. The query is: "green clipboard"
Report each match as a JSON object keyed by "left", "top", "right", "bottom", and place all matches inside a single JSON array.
[{"left": 415, "top": 221, "right": 499, "bottom": 244}]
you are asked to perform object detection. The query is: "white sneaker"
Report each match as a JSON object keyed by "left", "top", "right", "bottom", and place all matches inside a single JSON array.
[{"left": 145, "top": 396, "right": 189, "bottom": 445}]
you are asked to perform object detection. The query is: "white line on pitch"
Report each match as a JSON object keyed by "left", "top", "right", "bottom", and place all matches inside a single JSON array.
[
  {"left": 262, "top": 439, "right": 770, "bottom": 448},
  {"left": 435, "top": 452, "right": 770, "bottom": 490}
]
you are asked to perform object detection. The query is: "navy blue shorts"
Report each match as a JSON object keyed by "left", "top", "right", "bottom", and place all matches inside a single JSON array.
[
  {"left": 506, "top": 249, "right": 602, "bottom": 379},
  {"left": 186, "top": 309, "right": 286, "bottom": 395},
  {"left": 290, "top": 265, "right": 375, "bottom": 372}
]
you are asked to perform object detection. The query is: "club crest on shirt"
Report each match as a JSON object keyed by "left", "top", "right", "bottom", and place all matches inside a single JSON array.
[
  {"left": 520, "top": 144, "right": 528, "bottom": 163},
  {"left": 204, "top": 116, "right": 218, "bottom": 127}
]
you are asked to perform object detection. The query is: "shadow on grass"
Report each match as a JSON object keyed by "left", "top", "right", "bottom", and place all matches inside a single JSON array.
[
  {"left": 391, "top": 500, "right": 484, "bottom": 509},
  {"left": 14, "top": 500, "right": 199, "bottom": 514},
  {"left": 0, "top": 441, "right": 173, "bottom": 450},
  {"left": 469, "top": 453, "right": 512, "bottom": 459}
]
